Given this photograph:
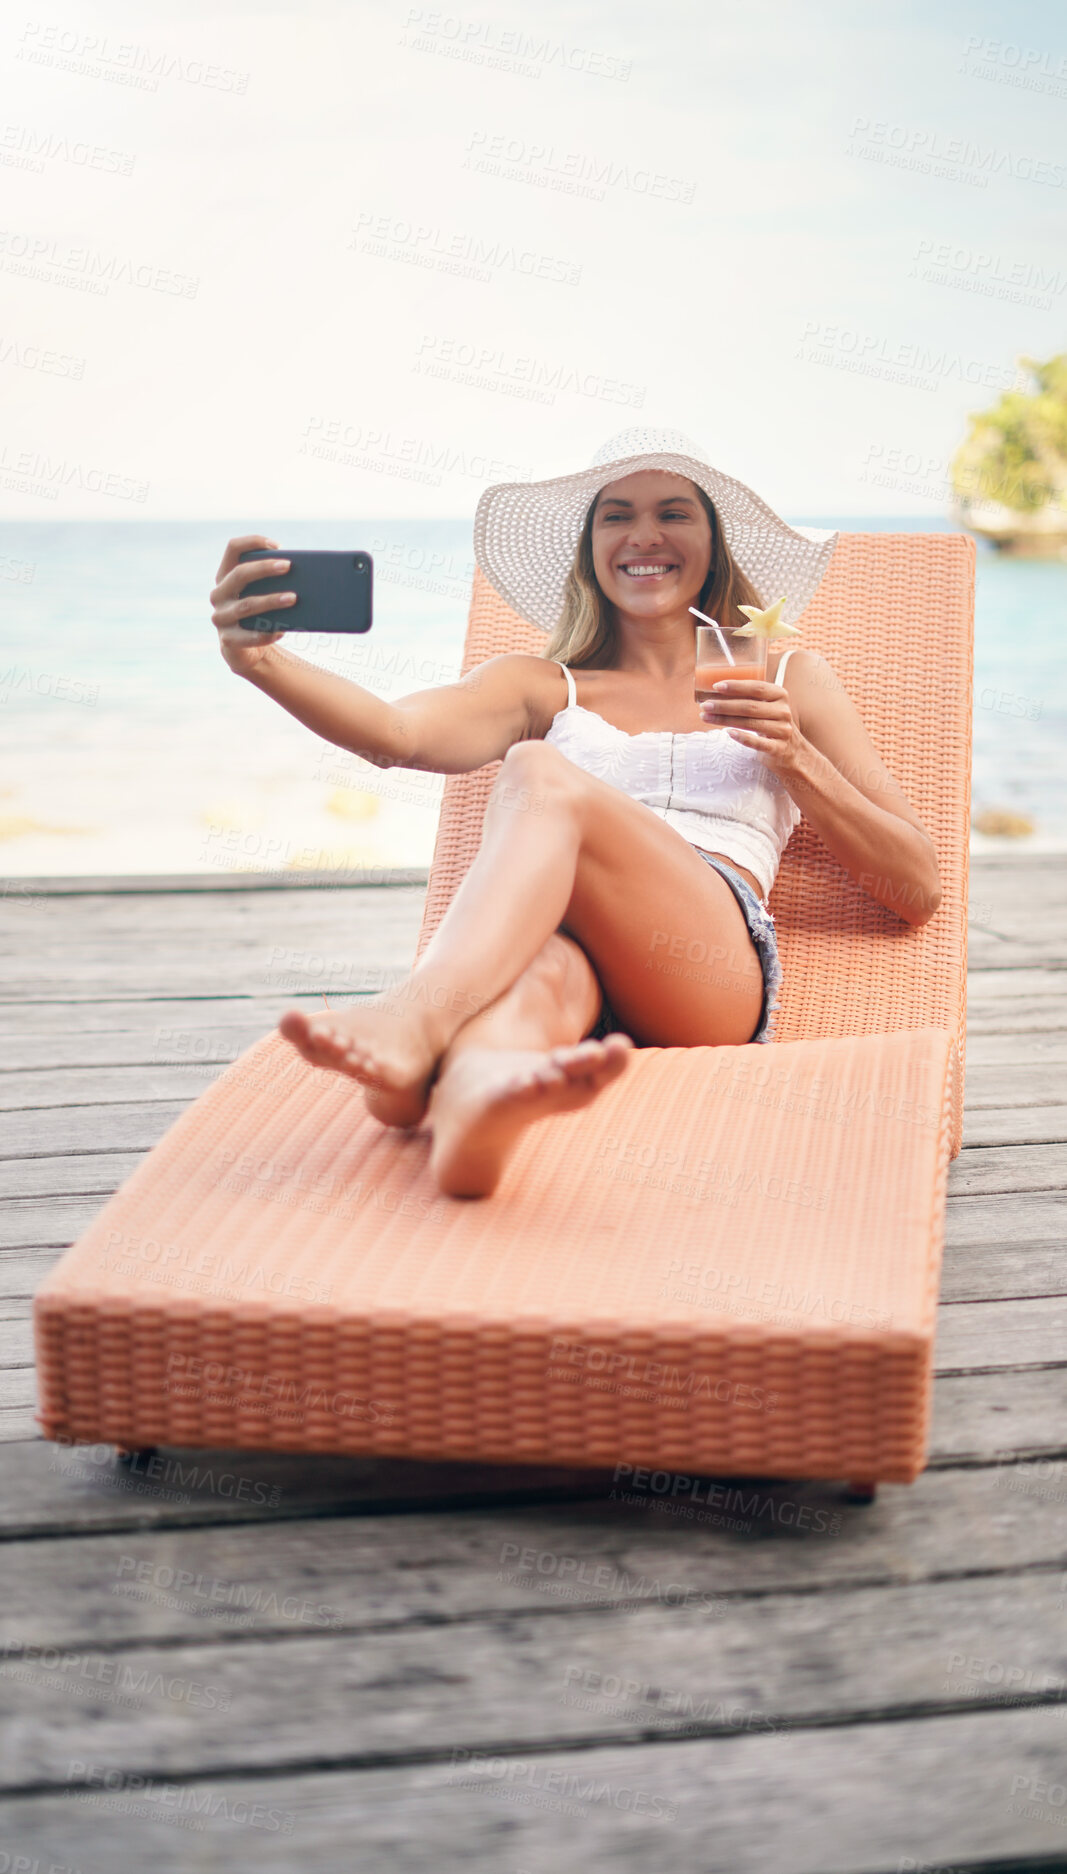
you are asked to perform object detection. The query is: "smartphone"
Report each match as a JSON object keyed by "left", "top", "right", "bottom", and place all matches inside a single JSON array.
[{"left": 236, "top": 548, "right": 373, "bottom": 633}]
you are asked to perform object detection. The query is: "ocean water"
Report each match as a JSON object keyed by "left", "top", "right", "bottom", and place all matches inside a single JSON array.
[{"left": 1, "top": 516, "right": 1063, "bottom": 876}]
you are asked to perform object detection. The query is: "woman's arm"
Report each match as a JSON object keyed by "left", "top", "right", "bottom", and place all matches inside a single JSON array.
[
  {"left": 243, "top": 644, "right": 545, "bottom": 773},
  {"left": 701, "top": 649, "right": 942, "bottom": 927},
  {"left": 209, "top": 534, "right": 547, "bottom": 774}
]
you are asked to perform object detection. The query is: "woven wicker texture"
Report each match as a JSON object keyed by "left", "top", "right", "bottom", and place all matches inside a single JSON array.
[
  {"left": 418, "top": 534, "right": 974, "bottom": 1155},
  {"left": 35, "top": 1026, "right": 954, "bottom": 1481},
  {"left": 33, "top": 532, "right": 971, "bottom": 1481}
]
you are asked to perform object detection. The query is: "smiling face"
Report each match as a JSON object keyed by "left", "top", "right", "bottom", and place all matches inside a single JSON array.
[{"left": 589, "top": 470, "right": 713, "bottom": 622}]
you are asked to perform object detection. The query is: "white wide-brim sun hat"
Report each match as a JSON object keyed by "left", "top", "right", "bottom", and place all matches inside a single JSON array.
[{"left": 473, "top": 427, "right": 838, "bottom": 634}]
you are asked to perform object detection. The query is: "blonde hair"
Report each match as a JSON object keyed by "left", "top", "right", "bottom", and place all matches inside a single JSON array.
[{"left": 542, "top": 481, "right": 764, "bottom": 669}]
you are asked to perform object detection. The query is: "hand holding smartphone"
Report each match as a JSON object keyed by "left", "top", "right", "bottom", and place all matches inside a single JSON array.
[
  {"left": 208, "top": 525, "right": 396, "bottom": 773},
  {"left": 236, "top": 548, "right": 373, "bottom": 633}
]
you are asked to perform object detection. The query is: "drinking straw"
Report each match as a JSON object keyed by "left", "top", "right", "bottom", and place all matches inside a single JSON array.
[{"left": 688, "top": 606, "right": 735, "bottom": 665}]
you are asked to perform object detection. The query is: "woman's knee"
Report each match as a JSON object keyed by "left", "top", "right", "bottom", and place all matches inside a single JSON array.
[{"left": 492, "top": 739, "right": 583, "bottom": 818}]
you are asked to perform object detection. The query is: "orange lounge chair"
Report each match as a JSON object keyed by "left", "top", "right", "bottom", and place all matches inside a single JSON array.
[{"left": 34, "top": 531, "right": 974, "bottom": 1492}]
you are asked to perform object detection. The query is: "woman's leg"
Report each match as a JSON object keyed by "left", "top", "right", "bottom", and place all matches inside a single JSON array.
[
  {"left": 433, "top": 928, "right": 604, "bottom": 1056},
  {"left": 280, "top": 739, "right": 764, "bottom": 1120},
  {"left": 424, "top": 930, "right": 633, "bottom": 1196},
  {"left": 281, "top": 741, "right": 605, "bottom": 1122}
]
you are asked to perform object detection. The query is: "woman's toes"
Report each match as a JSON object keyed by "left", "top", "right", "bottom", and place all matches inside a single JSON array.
[
  {"left": 531, "top": 1059, "right": 567, "bottom": 1092},
  {"left": 553, "top": 1038, "right": 621, "bottom": 1078},
  {"left": 602, "top": 1034, "right": 635, "bottom": 1065},
  {"left": 505, "top": 1060, "right": 545, "bottom": 1097},
  {"left": 282, "top": 1013, "right": 331, "bottom": 1064}
]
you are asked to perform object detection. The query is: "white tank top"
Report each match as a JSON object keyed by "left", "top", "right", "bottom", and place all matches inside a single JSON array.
[{"left": 543, "top": 654, "right": 802, "bottom": 902}]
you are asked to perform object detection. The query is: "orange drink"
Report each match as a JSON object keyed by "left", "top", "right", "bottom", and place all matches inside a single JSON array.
[
  {"left": 692, "top": 620, "right": 768, "bottom": 722},
  {"left": 694, "top": 660, "right": 765, "bottom": 703}
]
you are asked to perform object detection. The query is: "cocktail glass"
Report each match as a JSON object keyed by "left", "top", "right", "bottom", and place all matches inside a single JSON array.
[{"left": 694, "top": 621, "right": 768, "bottom": 724}]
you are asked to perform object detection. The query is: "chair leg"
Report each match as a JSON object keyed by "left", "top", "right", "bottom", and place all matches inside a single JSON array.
[{"left": 843, "top": 1479, "right": 877, "bottom": 1503}]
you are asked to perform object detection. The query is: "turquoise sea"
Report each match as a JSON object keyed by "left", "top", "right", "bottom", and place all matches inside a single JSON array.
[{"left": 1, "top": 517, "right": 1063, "bottom": 876}]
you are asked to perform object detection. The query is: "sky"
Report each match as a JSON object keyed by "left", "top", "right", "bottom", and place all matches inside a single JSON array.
[{"left": 1, "top": 0, "right": 1064, "bottom": 519}]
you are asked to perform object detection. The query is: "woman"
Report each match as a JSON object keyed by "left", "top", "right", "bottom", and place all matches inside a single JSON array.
[{"left": 209, "top": 429, "right": 941, "bottom": 1199}]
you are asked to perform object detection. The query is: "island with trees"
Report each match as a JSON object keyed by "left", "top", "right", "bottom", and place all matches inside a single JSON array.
[{"left": 950, "top": 350, "right": 1067, "bottom": 556}]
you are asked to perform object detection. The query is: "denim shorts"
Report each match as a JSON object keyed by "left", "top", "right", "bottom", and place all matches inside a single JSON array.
[{"left": 590, "top": 849, "right": 783, "bottom": 1046}]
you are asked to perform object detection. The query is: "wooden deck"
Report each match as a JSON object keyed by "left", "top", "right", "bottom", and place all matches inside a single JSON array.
[{"left": 1, "top": 853, "right": 1065, "bottom": 1872}]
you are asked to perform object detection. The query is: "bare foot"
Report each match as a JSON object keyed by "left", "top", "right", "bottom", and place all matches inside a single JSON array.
[
  {"left": 427, "top": 1034, "right": 634, "bottom": 1199},
  {"left": 278, "top": 993, "right": 449, "bottom": 1129}
]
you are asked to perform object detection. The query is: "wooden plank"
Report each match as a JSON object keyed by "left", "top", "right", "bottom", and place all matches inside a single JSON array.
[
  {"left": 966, "top": 863, "right": 1067, "bottom": 931},
  {"left": 1, "top": 1459, "right": 1065, "bottom": 1650},
  {"left": 0, "top": 1314, "right": 32, "bottom": 1363},
  {"left": 965, "top": 865, "right": 1067, "bottom": 965},
  {"left": 0, "top": 1707, "right": 1064, "bottom": 1873},
  {"left": 0, "top": 1418, "right": 1060, "bottom": 1544},
  {"left": 0, "top": 1390, "right": 36, "bottom": 1444},
  {"left": 0, "top": 995, "right": 327, "bottom": 1038},
  {"left": 2, "top": 1024, "right": 277, "bottom": 1073},
  {"left": 967, "top": 931, "right": 1067, "bottom": 968},
  {"left": 0, "top": 945, "right": 409, "bottom": 989},
  {"left": 947, "top": 1143, "right": 1067, "bottom": 1196},
  {"left": 0, "top": 963, "right": 412, "bottom": 1004},
  {"left": 0, "top": 883, "right": 426, "bottom": 926},
  {"left": 966, "top": 1034, "right": 1067, "bottom": 1072},
  {"left": 0, "top": 1204, "right": 104, "bottom": 1253},
  {"left": 939, "top": 1242, "right": 1067, "bottom": 1305},
  {"left": 0, "top": 939, "right": 409, "bottom": 985},
  {"left": 0, "top": 1153, "right": 142, "bottom": 1200},
  {"left": 0, "top": 964, "right": 406, "bottom": 1000},
  {"left": 0, "top": 1063, "right": 238, "bottom": 1112},
  {"left": 0, "top": 1437, "right": 616, "bottom": 1538},
  {"left": 944, "top": 1191, "right": 1064, "bottom": 1250},
  {"left": 964, "top": 967, "right": 1067, "bottom": 1034},
  {"left": 930, "top": 1366, "right": 1067, "bottom": 1465},
  {"left": 0, "top": 870, "right": 429, "bottom": 895},
  {"left": 0, "top": 1103, "right": 192, "bottom": 1158},
  {"left": 0, "top": 1369, "right": 35, "bottom": 1412},
  {"left": 0, "top": 897, "right": 421, "bottom": 952},
  {"left": 938, "top": 1192, "right": 1067, "bottom": 1302},
  {"left": 935, "top": 1297, "right": 1067, "bottom": 1371},
  {"left": 0, "top": 892, "right": 425, "bottom": 999},
  {"left": 965, "top": 1063, "right": 1067, "bottom": 1107},
  {"left": 2, "top": 1573, "right": 1067, "bottom": 1794},
  {"left": 962, "top": 1106, "right": 1067, "bottom": 1147}
]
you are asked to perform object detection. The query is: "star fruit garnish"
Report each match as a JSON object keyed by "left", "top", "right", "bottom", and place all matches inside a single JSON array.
[{"left": 733, "top": 596, "right": 801, "bottom": 639}]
